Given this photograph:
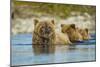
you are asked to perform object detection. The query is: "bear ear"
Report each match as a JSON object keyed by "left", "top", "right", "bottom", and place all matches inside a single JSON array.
[
  {"left": 61, "top": 24, "right": 64, "bottom": 27},
  {"left": 70, "top": 24, "right": 76, "bottom": 29},
  {"left": 85, "top": 28, "right": 88, "bottom": 33},
  {"left": 34, "top": 19, "right": 39, "bottom": 25},
  {"left": 51, "top": 20, "right": 55, "bottom": 24}
]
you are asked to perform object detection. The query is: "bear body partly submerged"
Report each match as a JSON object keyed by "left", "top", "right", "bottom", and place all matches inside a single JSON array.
[
  {"left": 32, "top": 19, "right": 55, "bottom": 45},
  {"left": 61, "top": 23, "right": 90, "bottom": 42},
  {"left": 61, "top": 24, "right": 83, "bottom": 42}
]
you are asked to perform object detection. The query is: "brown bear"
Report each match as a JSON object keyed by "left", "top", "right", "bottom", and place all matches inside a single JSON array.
[
  {"left": 78, "top": 28, "right": 90, "bottom": 40},
  {"left": 32, "top": 19, "right": 56, "bottom": 45},
  {"left": 61, "top": 24, "right": 83, "bottom": 42}
]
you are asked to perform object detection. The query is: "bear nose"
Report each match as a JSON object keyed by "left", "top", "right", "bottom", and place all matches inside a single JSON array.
[{"left": 45, "top": 28, "right": 50, "bottom": 34}]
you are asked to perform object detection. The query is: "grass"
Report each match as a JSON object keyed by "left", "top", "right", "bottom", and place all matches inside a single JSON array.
[{"left": 12, "top": 1, "right": 96, "bottom": 18}]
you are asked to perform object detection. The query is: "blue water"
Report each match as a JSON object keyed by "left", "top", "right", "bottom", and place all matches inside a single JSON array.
[{"left": 11, "top": 34, "right": 96, "bottom": 66}]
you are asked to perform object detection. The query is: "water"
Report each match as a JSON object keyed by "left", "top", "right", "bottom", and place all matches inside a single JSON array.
[{"left": 11, "top": 34, "right": 96, "bottom": 66}]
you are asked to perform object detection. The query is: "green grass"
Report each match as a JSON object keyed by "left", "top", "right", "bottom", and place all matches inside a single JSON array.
[{"left": 12, "top": 1, "right": 96, "bottom": 18}]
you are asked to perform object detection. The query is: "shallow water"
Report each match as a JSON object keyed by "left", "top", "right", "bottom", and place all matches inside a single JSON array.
[{"left": 11, "top": 34, "right": 96, "bottom": 66}]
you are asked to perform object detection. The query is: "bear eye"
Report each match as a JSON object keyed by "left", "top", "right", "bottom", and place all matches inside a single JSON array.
[
  {"left": 48, "top": 27, "right": 51, "bottom": 30},
  {"left": 41, "top": 27, "right": 45, "bottom": 31}
]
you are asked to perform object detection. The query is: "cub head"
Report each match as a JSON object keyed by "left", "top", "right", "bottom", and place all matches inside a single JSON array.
[
  {"left": 61, "top": 24, "right": 83, "bottom": 42},
  {"left": 61, "top": 24, "right": 76, "bottom": 33},
  {"left": 78, "top": 28, "right": 90, "bottom": 40}
]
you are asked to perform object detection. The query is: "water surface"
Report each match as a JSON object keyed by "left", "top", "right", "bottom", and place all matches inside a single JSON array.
[{"left": 11, "top": 34, "right": 96, "bottom": 66}]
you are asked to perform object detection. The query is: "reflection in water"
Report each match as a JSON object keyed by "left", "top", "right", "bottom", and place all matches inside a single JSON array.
[
  {"left": 67, "top": 45, "right": 77, "bottom": 51},
  {"left": 11, "top": 34, "right": 96, "bottom": 66},
  {"left": 32, "top": 44, "right": 55, "bottom": 55}
]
